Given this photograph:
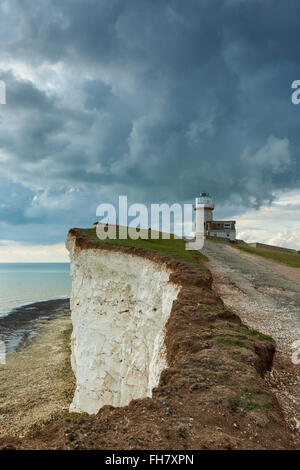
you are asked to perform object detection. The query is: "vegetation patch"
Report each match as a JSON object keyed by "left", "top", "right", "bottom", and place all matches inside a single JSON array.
[
  {"left": 178, "top": 427, "right": 188, "bottom": 438},
  {"left": 201, "top": 444, "right": 210, "bottom": 450},
  {"left": 197, "top": 305, "right": 221, "bottom": 313},
  {"left": 207, "top": 238, "right": 300, "bottom": 268},
  {"left": 214, "top": 334, "right": 251, "bottom": 350},
  {"left": 77, "top": 227, "right": 209, "bottom": 267},
  {"left": 233, "top": 244, "right": 300, "bottom": 268},
  {"left": 229, "top": 326, "right": 274, "bottom": 343},
  {"left": 228, "top": 387, "right": 272, "bottom": 414}
]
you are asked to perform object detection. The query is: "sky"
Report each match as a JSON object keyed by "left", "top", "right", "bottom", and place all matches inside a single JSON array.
[{"left": 0, "top": 0, "right": 300, "bottom": 261}]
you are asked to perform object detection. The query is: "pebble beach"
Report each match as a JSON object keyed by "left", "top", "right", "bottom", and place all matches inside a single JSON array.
[{"left": 0, "top": 299, "right": 74, "bottom": 438}]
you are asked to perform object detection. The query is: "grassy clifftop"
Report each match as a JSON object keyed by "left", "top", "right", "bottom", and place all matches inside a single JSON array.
[
  {"left": 234, "top": 244, "right": 300, "bottom": 268},
  {"left": 76, "top": 227, "right": 208, "bottom": 266},
  {"left": 209, "top": 238, "right": 300, "bottom": 268}
]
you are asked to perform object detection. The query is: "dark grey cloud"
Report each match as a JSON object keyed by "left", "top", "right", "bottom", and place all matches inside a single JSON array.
[{"left": 0, "top": 0, "right": 300, "bottom": 244}]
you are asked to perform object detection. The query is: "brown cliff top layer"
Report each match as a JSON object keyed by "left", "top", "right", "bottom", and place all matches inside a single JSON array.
[{"left": 68, "top": 227, "right": 209, "bottom": 269}]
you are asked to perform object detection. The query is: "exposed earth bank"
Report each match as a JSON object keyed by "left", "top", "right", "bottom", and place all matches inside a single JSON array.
[{"left": 202, "top": 241, "right": 300, "bottom": 439}]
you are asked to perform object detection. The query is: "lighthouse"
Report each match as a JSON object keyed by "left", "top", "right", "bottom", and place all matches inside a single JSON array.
[
  {"left": 194, "top": 193, "right": 236, "bottom": 241},
  {"left": 193, "top": 192, "right": 215, "bottom": 238},
  {"left": 195, "top": 192, "right": 215, "bottom": 225}
]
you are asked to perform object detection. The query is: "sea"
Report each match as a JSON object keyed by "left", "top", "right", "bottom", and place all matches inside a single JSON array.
[
  {"left": 0, "top": 263, "right": 72, "bottom": 353},
  {"left": 0, "top": 263, "right": 71, "bottom": 319}
]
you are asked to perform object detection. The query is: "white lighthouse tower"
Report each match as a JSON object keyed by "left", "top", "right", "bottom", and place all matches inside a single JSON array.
[
  {"left": 195, "top": 192, "right": 215, "bottom": 224},
  {"left": 193, "top": 192, "right": 215, "bottom": 237}
]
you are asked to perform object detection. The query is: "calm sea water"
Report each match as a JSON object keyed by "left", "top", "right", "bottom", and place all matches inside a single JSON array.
[{"left": 0, "top": 263, "right": 71, "bottom": 318}]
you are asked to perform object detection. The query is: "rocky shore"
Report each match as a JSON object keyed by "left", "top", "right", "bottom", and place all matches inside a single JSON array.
[{"left": 0, "top": 300, "right": 74, "bottom": 440}]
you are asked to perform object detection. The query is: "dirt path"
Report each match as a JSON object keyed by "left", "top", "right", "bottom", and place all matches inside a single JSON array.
[
  {"left": 0, "top": 308, "right": 74, "bottom": 438},
  {"left": 202, "top": 241, "right": 300, "bottom": 436}
]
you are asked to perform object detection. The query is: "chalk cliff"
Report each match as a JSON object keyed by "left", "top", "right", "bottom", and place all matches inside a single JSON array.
[{"left": 66, "top": 232, "right": 180, "bottom": 414}]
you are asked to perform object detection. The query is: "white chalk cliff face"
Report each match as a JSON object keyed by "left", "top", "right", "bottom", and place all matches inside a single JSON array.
[{"left": 66, "top": 236, "right": 180, "bottom": 414}]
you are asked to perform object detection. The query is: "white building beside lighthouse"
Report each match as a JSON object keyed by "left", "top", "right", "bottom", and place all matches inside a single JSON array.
[{"left": 194, "top": 192, "right": 236, "bottom": 241}]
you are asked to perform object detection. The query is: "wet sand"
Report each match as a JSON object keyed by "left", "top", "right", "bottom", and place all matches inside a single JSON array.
[
  {"left": 0, "top": 299, "right": 70, "bottom": 353},
  {"left": 0, "top": 300, "right": 75, "bottom": 438}
]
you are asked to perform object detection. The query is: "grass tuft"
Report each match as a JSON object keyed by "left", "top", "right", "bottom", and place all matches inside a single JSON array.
[
  {"left": 197, "top": 305, "right": 221, "bottom": 313},
  {"left": 214, "top": 334, "right": 251, "bottom": 350},
  {"left": 230, "top": 326, "right": 274, "bottom": 343},
  {"left": 228, "top": 387, "right": 271, "bottom": 414}
]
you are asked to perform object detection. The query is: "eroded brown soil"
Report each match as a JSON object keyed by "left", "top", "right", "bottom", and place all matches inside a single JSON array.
[{"left": 202, "top": 241, "right": 300, "bottom": 439}]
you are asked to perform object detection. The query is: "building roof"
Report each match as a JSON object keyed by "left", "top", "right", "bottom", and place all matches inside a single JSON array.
[{"left": 207, "top": 220, "right": 236, "bottom": 223}]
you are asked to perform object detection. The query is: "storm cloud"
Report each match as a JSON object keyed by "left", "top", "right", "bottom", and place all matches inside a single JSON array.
[{"left": 0, "top": 0, "right": 300, "bottom": 245}]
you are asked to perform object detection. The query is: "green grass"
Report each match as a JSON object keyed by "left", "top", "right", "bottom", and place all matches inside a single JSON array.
[
  {"left": 214, "top": 324, "right": 274, "bottom": 351},
  {"left": 207, "top": 238, "right": 300, "bottom": 268},
  {"left": 214, "top": 334, "right": 251, "bottom": 350},
  {"left": 76, "top": 227, "right": 208, "bottom": 266},
  {"left": 197, "top": 305, "right": 221, "bottom": 313},
  {"left": 229, "top": 326, "right": 274, "bottom": 343},
  {"left": 233, "top": 244, "right": 300, "bottom": 268},
  {"left": 228, "top": 387, "right": 271, "bottom": 414}
]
